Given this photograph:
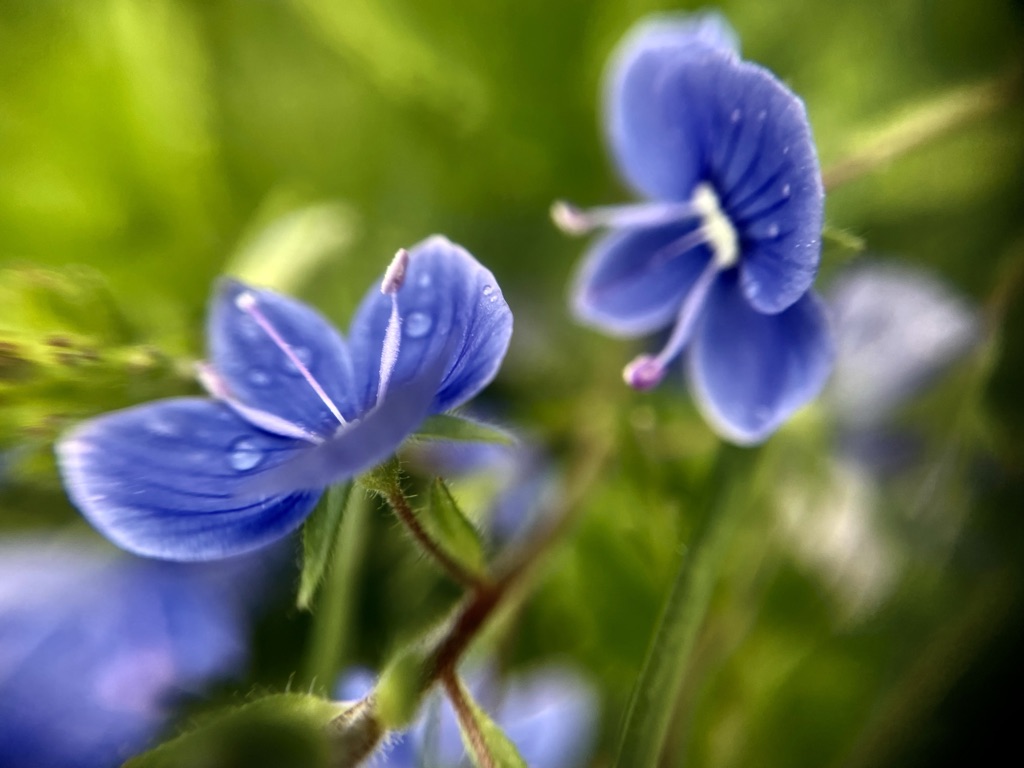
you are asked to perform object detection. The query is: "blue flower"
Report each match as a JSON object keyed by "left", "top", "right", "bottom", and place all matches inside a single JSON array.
[
  {"left": 0, "top": 538, "right": 251, "bottom": 768},
  {"left": 555, "top": 12, "right": 834, "bottom": 444},
  {"left": 335, "top": 663, "right": 597, "bottom": 768},
  {"left": 825, "top": 261, "right": 980, "bottom": 470},
  {"left": 56, "top": 236, "right": 513, "bottom": 560}
]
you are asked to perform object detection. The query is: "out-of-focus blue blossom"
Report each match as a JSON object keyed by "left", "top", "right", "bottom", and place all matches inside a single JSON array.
[
  {"left": 0, "top": 538, "right": 253, "bottom": 768},
  {"left": 778, "top": 263, "right": 981, "bottom": 621},
  {"left": 555, "top": 12, "right": 833, "bottom": 444},
  {"left": 335, "top": 663, "right": 597, "bottom": 768},
  {"left": 827, "top": 261, "right": 981, "bottom": 429},
  {"left": 56, "top": 237, "right": 512, "bottom": 561}
]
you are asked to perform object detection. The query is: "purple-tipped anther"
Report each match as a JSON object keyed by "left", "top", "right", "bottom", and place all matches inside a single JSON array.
[
  {"left": 381, "top": 248, "right": 410, "bottom": 295},
  {"left": 623, "top": 354, "right": 665, "bottom": 390}
]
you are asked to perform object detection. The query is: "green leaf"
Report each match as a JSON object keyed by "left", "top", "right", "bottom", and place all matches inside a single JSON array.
[
  {"left": 822, "top": 224, "right": 866, "bottom": 255},
  {"left": 125, "top": 694, "right": 350, "bottom": 768},
  {"left": 613, "top": 444, "right": 764, "bottom": 768},
  {"left": 298, "top": 482, "right": 355, "bottom": 611},
  {"left": 413, "top": 414, "right": 515, "bottom": 445},
  {"left": 425, "top": 478, "right": 486, "bottom": 576},
  {"left": 449, "top": 676, "right": 527, "bottom": 768},
  {"left": 376, "top": 645, "right": 431, "bottom": 730}
]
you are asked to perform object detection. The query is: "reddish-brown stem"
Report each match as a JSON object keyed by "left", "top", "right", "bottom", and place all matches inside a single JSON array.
[
  {"left": 441, "top": 668, "right": 496, "bottom": 768},
  {"left": 383, "top": 480, "right": 487, "bottom": 592}
]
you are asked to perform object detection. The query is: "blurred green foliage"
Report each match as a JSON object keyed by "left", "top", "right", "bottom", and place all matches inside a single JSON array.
[{"left": 2, "top": 0, "right": 1023, "bottom": 766}]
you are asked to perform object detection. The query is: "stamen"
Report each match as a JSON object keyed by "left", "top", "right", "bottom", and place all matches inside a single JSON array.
[
  {"left": 376, "top": 293, "right": 402, "bottom": 404},
  {"left": 623, "top": 258, "right": 721, "bottom": 390},
  {"left": 551, "top": 199, "right": 701, "bottom": 235},
  {"left": 651, "top": 227, "right": 712, "bottom": 266},
  {"left": 691, "top": 183, "right": 739, "bottom": 268},
  {"left": 196, "top": 362, "right": 324, "bottom": 443},
  {"left": 381, "top": 248, "right": 410, "bottom": 295},
  {"left": 234, "top": 291, "right": 347, "bottom": 428}
]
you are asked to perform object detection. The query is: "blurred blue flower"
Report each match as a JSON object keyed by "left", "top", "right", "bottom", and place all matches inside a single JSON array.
[
  {"left": 335, "top": 663, "right": 597, "bottom": 768},
  {"left": 57, "top": 236, "right": 512, "bottom": 561},
  {"left": 825, "top": 261, "right": 981, "bottom": 471},
  {"left": 555, "top": 12, "right": 833, "bottom": 444},
  {"left": 0, "top": 538, "right": 252, "bottom": 768}
]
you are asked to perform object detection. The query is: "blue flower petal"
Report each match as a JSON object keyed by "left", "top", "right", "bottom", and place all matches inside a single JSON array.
[
  {"left": 207, "top": 278, "right": 359, "bottom": 439},
  {"left": 56, "top": 398, "right": 321, "bottom": 561},
  {"left": 499, "top": 666, "right": 598, "bottom": 768},
  {"left": 688, "top": 273, "right": 834, "bottom": 444},
  {"left": 607, "top": 33, "right": 822, "bottom": 312},
  {"left": 254, "top": 335, "right": 456, "bottom": 494},
  {"left": 0, "top": 540, "right": 249, "bottom": 768},
  {"left": 348, "top": 235, "right": 513, "bottom": 415},
  {"left": 605, "top": 31, "right": 715, "bottom": 201},
  {"left": 571, "top": 222, "right": 714, "bottom": 336}
]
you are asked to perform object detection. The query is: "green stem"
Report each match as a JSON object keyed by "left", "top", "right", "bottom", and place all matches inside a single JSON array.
[
  {"left": 381, "top": 472, "right": 488, "bottom": 591},
  {"left": 822, "top": 66, "right": 1020, "bottom": 191},
  {"left": 303, "top": 488, "right": 371, "bottom": 691},
  {"left": 613, "top": 443, "right": 764, "bottom": 768}
]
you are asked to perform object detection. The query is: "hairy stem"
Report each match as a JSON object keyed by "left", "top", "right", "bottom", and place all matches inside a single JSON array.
[
  {"left": 382, "top": 476, "right": 488, "bottom": 591},
  {"left": 442, "top": 669, "right": 496, "bottom": 768}
]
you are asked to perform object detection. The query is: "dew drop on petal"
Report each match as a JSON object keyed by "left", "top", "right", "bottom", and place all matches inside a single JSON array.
[
  {"left": 404, "top": 311, "right": 433, "bottom": 339},
  {"left": 767, "top": 223, "right": 780, "bottom": 238},
  {"left": 248, "top": 369, "right": 271, "bottom": 386},
  {"left": 148, "top": 418, "right": 177, "bottom": 437},
  {"left": 730, "top": 108, "right": 741, "bottom": 123},
  {"left": 482, "top": 284, "right": 493, "bottom": 296},
  {"left": 781, "top": 183, "right": 792, "bottom": 198},
  {"left": 228, "top": 437, "right": 263, "bottom": 471},
  {"left": 283, "top": 346, "right": 314, "bottom": 376}
]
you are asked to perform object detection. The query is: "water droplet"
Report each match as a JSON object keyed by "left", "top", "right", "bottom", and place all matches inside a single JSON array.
[
  {"left": 730, "top": 108, "right": 742, "bottom": 123},
  {"left": 404, "top": 312, "right": 433, "bottom": 339},
  {"left": 767, "top": 223, "right": 780, "bottom": 238},
  {"left": 283, "top": 346, "right": 314, "bottom": 376},
  {"left": 148, "top": 419, "right": 177, "bottom": 437},
  {"left": 781, "top": 183, "right": 792, "bottom": 198},
  {"left": 239, "top": 318, "right": 262, "bottom": 341},
  {"left": 248, "top": 369, "right": 271, "bottom": 386},
  {"left": 482, "top": 284, "right": 493, "bottom": 296},
  {"left": 228, "top": 438, "right": 263, "bottom": 471}
]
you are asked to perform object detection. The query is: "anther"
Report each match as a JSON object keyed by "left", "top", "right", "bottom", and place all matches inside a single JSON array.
[
  {"left": 381, "top": 248, "right": 410, "bottom": 295},
  {"left": 623, "top": 355, "right": 665, "bottom": 390}
]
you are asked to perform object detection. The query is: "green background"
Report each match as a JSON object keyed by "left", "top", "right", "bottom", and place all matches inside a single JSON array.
[{"left": 2, "top": 0, "right": 1023, "bottom": 765}]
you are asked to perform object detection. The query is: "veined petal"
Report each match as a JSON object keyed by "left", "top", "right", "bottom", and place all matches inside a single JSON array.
[
  {"left": 253, "top": 334, "right": 456, "bottom": 494},
  {"left": 56, "top": 398, "right": 321, "bottom": 561},
  {"left": 604, "top": 26, "right": 718, "bottom": 201},
  {"left": 207, "top": 278, "right": 359, "bottom": 438},
  {"left": 607, "top": 31, "right": 822, "bottom": 313},
  {"left": 688, "top": 273, "right": 834, "bottom": 445},
  {"left": 348, "top": 235, "right": 512, "bottom": 415},
  {"left": 670, "top": 53, "right": 822, "bottom": 313},
  {"left": 571, "top": 222, "right": 714, "bottom": 336}
]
